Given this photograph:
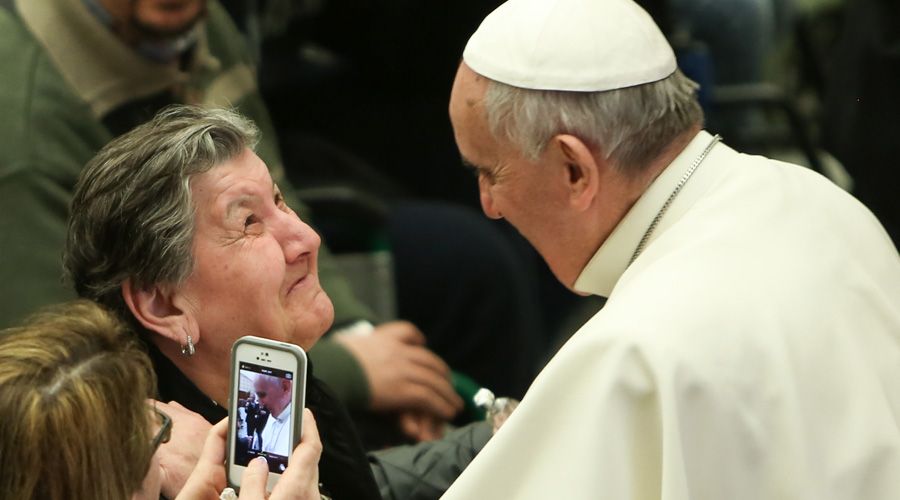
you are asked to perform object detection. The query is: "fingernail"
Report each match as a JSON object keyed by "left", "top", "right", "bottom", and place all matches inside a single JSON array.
[{"left": 255, "top": 456, "right": 268, "bottom": 465}]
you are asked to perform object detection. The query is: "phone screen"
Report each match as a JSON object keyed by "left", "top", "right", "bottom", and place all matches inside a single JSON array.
[{"left": 232, "top": 361, "right": 295, "bottom": 474}]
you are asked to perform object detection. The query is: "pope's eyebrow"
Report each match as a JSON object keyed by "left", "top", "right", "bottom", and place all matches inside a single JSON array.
[{"left": 460, "top": 155, "right": 478, "bottom": 170}]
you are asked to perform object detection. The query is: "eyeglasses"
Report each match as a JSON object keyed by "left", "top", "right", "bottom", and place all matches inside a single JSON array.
[{"left": 151, "top": 407, "right": 172, "bottom": 451}]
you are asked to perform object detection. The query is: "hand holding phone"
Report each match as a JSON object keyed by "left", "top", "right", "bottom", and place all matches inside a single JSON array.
[
  {"left": 179, "top": 412, "right": 322, "bottom": 500},
  {"left": 153, "top": 400, "right": 214, "bottom": 498},
  {"left": 238, "top": 408, "right": 322, "bottom": 500},
  {"left": 227, "top": 336, "right": 307, "bottom": 493}
]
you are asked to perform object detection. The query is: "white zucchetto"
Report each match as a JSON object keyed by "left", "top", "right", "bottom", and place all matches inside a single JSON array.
[{"left": 463, "top": 0, "right": 676, "bottom": 91}]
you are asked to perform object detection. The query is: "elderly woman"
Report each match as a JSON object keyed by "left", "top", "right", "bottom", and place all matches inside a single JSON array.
[
  {"left": 0, "top": 300, "right": 322, "bottom": 500},
  {"left": 63, "top": 105, "right": 492, "bottom": 499}
]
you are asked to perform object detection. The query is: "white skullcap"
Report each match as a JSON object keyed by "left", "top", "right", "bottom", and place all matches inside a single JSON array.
[{"left": 463, "top": 0, "right": 676, "bottom": 92}]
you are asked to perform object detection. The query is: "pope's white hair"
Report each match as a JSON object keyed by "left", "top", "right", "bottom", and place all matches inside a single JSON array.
[{"left": 482, "top": 69, "right": 704, "bottom": 174}]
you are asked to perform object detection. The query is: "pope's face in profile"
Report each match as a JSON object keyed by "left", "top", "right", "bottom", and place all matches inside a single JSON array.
[
  {"left": 254, "top": 376, "right": 291, "bottom": 417},
  {"left": 176, "top": 148, "right": 334, "bottom": 356},
  {"left": 449, "top": 63, "right": 579, "bottom": 286}
]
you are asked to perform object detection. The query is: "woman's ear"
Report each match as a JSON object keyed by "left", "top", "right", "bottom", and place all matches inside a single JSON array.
[
  {"left": 551, "top": 134, "right": 602, "bottom": 212},
  {"left": 121, "top": 279, "right": 200, "bottom": 347}
]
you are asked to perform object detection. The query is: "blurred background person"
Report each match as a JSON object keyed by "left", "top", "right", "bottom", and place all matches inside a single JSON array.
[{"left": 245, "top": 393, "right": 269, "bottom": 452}]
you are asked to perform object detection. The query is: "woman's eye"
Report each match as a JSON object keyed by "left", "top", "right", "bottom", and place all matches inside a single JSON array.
[
  {"left": 275, "top": 195, "right": 293, "bottom": 214},
  {"left": 244, "top": 214, "right": 259, "bottom": 228}
]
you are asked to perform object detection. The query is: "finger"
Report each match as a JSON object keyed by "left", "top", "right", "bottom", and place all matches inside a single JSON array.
[
  {"left": 423, "top": 414, "right": 444, "bottom": 441},
  {"left": 404, "top": 344, "right": 452, "bottom": 378},
  {"left": 401, "top": 381, "right": 460, "bottom": 420},
  {"left": 405, "top": 364, "right": 464, "bottom": 413},
  {"left": 293, "top": 409, "right": 322, "bottom": 469},
  {"left": 152, "top": 400, "right": 176, "bottom": 412},
  {"left": 300, "top": 410, "right": 321, "bottom": 448},
  {"left": 178, "top": 419, "right": 229, "bottom": 495},
  {"left": 165, "top": 400, "right": 187, "bottom": 410},
  {"left": 212, "top": 417, "right": 229, "bottom": 439},
  {"left": 398, "top": 413, "right": 421, "bottom": 440},
  {"left": 399, "top": 411, "right": 445, "bottom": 442},
  {"left": 271, "top": 410, "right": 321, "bottom": 497},
  {"left": 416, "top": 422, "right": 441, "bottom": 442},
  {"left": 238, "top": 457, "right": 270, "bottom": 499},
  {"left": 379, "top": 321, "right": 426, "bottom": 346},
  {"left": 197, "top": 418, "right": 229, "bottom": 466}
]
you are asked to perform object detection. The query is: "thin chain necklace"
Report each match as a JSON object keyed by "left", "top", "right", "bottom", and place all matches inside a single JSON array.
[{"left": 629, "top": 134, "right": 721, "bottom": 265}]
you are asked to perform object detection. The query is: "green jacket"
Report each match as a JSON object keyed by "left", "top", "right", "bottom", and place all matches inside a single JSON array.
[{"left": 0, "top": 0, "right": 371, "bottom": 409}]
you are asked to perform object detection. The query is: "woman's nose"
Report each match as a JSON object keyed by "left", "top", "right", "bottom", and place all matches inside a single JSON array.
[{"left": 276, "top": 211, "right": 320, "bottom": 263}]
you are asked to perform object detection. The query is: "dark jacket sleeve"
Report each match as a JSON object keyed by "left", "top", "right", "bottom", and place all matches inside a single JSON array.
[{"left": 368, "top": 421, "right": 493, "bottom": 500}]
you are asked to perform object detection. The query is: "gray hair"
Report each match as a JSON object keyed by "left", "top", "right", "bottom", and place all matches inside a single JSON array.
[
  {"left": 64, "top": 105, "right": 259, "bottom": 316},
  {"left": 483, "top": 69, "right": 704, "bottom": 174}
]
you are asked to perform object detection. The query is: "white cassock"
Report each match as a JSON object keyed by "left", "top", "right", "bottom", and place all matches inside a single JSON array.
[
  {"left": 443, "top": 131, "right": 900, "bottom": 499},
  {"left": 260, "top": 403, "right": 292, "bottom": 457}
]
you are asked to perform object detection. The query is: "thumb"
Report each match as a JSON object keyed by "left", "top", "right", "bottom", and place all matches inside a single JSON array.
[
  {"left": 239, "top": 457, "right": 270, "bottom": 498},
  {"left": 197, "top": 419, "right": 229, "bottom": 466}
]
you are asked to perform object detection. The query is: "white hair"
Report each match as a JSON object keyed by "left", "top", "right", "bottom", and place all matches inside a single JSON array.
[{"left": 483, "top": 69, "right": 704, "bottom": 174}]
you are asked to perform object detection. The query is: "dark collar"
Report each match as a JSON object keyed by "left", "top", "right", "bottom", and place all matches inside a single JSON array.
[{"left": 148, "top": 343, "right": 226, "bottom": 423}]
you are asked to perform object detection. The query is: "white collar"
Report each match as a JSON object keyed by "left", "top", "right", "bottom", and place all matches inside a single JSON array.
[{"left": 573, "top": 130, "right": 729, "bottom": 297}]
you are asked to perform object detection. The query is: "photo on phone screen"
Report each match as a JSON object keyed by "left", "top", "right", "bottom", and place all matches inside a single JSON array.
[{"left": 233, "top": 361, "right": 295, "bottom": 473}]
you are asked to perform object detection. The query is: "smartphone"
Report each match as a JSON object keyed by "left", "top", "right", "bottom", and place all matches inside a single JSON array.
[{"left": 226, "top": 336, "right": 307, "bottom": 492}]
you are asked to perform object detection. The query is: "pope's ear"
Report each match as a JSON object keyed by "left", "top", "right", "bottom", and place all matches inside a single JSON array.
[
  {"left": 121, "top": 279, "right": 197, "bottom": 345},
  {"left": 552, "top": 134, "right": 601, "bottom": 211}
]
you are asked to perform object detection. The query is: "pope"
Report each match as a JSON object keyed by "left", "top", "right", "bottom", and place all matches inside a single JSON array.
[{"left": 443, "top": 0, "right": 900, "bottom": 498}]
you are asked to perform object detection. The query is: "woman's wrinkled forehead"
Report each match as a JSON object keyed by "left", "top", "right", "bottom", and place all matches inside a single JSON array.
[{"left": 189, "top": 149, "right": 274, "bottom": 217}]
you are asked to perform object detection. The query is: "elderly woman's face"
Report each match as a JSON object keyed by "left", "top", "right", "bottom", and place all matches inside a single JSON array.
[{"left": 177, "top": 148, "right": 334, "bottom": 352}]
